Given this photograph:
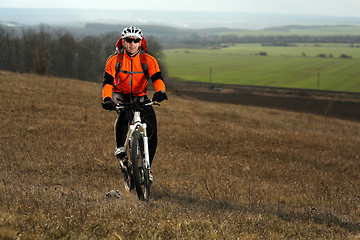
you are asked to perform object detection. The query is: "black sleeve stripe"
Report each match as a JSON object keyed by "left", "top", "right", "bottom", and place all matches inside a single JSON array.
[
  {"left": 102, "top": 72, "right": 114, "bottom": 86},
  {"left": 151, "top": 72, "right": 163, "bottom": 83}
]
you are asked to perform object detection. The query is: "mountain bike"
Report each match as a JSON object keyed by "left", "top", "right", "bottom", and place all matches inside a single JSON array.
[{"left": 114, "top": 97, "right": 158, "bottom": 202}]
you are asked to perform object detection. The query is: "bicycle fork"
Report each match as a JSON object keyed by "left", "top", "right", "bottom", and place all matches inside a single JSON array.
[{"left": 128, "top": 111, "right": 151, "bottom": 170}]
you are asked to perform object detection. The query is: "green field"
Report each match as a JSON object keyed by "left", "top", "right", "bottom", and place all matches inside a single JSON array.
[{"left": 164, "top": 44, "right": 360, "bottom": 92}]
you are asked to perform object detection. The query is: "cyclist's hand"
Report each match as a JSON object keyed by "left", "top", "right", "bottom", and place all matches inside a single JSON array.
[
  {"left": 152, "top": 91, "right": 168, "bottom": 102},
  {"left": 102, "top": 97, "right": 116, "bottom": 110}
]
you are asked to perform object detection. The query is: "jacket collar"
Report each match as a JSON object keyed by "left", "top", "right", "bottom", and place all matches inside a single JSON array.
[{"left": 125, "top": 50, "right": 140, "bottom": 58}]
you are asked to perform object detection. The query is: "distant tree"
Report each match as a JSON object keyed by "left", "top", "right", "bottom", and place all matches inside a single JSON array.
[
  {"left": 32, "top": 48, "right": 50, "bottom": 75},
  {"left": 146, "top": 35, "right": 163, "bottom": 59},
  {"left": 53, "top": 29, "right": 77, "bottom": 78},
  {"left": 22, "top": 26, "right": 53, "bottom": 74},
  {"left": 0, "top": 27, "right": 17, "bottom": 70},
  {"left": 146, "top": 36, "right": 167, "bottom": 77},
  {"left": 75, "top": 35, "right": 103, "bottom": 81},
  {"left": 100, "top": 31, "right": 120, "bottom": 56},
  {"left": 317, "top": 54, "right": 327, "bottom": 58}
]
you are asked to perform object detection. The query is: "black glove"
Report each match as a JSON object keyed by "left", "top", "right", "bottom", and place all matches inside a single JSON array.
[
  {"left": 152, "top": 91, "right": 168, "bottom": 102},
  {"left": 102, "top": 97, "right": 116, "bottom": 110}
]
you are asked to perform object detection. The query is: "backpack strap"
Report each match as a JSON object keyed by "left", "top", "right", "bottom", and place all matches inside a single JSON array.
[
  {"left": 139, "top": 48, "right": 150, "bottom": 81},
  {"left": 115, "top": 50, "right": 123, "bottom": 75},
  {"left": 114, "top": 49, "right": 124, "bottom": 87}
]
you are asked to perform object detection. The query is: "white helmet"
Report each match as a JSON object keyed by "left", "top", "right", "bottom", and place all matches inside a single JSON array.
[{"left": 121, "top": 26, "right": 143, "bottom": 39}]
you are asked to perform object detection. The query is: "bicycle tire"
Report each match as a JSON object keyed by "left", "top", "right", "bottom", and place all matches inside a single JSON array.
[{"left": 131, "top": 131, "right": 150, "bottom": 201}]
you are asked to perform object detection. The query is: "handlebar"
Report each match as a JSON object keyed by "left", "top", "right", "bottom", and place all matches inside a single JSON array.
[{"left": 113, "top": 98, "right": 159, "bottom": 113}]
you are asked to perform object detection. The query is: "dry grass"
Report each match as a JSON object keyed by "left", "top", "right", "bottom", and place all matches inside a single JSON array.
[{"left": 1, "top": 70, "right": 360, "bottom": 239}]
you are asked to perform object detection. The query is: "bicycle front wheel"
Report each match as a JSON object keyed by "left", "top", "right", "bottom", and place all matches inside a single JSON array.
[{"left": 131, "top": 131, "right": 150, "bottom": 201}]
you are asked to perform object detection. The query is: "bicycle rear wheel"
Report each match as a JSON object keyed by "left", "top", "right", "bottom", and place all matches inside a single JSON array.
[{"left": 131, "top": 131, "right": 150, "bottom": 201}]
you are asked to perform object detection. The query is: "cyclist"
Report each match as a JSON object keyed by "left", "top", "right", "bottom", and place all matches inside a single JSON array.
[{"left": 101, "top": 26, "right": 167, "bottom": 180}]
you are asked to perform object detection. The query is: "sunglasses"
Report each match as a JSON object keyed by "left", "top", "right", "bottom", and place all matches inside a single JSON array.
[{"left": 124, "top": 38, "right": 141, "bottom": 43}]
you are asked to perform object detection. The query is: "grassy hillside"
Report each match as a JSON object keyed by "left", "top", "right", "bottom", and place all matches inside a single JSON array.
[
  {"left": 164, "top": 44, "right": 360, "bottom": 92},
  {"left": 1, "top": 71, "right": 360, "bottom": 239}
]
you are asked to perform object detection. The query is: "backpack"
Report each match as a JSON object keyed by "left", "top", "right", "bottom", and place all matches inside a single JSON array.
[{"left": 114, "top": 37, "right": 150, "bottom": 81}]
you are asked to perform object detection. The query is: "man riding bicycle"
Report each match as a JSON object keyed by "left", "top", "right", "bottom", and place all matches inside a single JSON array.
[{"left": 101, "top": 26, "right": 167, "bottom": 181}]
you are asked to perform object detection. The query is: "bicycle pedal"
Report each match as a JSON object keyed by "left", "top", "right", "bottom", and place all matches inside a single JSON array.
[
  {"left": 119, "top": 158, "right": 129, "bottom": 169},
  {"left": 115, "top": 147, "right": 126, "bottom": 159}
]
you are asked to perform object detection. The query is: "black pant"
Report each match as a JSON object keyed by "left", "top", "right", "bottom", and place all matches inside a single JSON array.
[{"left": 113, "top": 93, "right": 157, "bottom": 165}]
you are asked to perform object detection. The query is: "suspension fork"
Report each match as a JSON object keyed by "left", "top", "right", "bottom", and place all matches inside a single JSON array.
[
  {"left": 142, "top": 135, "right": 150, "bottom": 170},
  {"left": 131, "top": 111, "right": 150, "bottom": 170}
]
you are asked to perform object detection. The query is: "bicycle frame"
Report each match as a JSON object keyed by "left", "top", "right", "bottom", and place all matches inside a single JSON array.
[{"left": 115, "top": 100, "right": 156, "bottom": 172}]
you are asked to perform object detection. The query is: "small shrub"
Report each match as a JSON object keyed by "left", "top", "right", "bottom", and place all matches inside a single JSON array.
[
  {"left": 317, "top": 54, "right": 327, "bottom": 58},
  {"left": 339, "top": 54, "right": 352, "bottom": 59}
]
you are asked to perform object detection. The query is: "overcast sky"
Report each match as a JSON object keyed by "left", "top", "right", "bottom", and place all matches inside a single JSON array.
[{"left": 1, "top": 0, "right": 360, "bottom": 17}]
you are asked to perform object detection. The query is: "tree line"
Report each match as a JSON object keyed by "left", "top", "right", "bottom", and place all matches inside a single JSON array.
[
  {"left": 167, "top": 34, "right": 360, "bottom": 47},
  {"left": 151, "top": 32, "right": 360, "bottom": 49},
  {"left": 178, "top": 34, "right": 360, "bottom": 47},
  {"left": 0, "top": 25, "right": 165, "bottom": 82}
]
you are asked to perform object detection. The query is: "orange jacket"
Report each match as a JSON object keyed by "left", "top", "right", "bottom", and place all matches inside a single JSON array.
[{"left": 102, "top": 50, "right": 166, "bottom": 100}]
